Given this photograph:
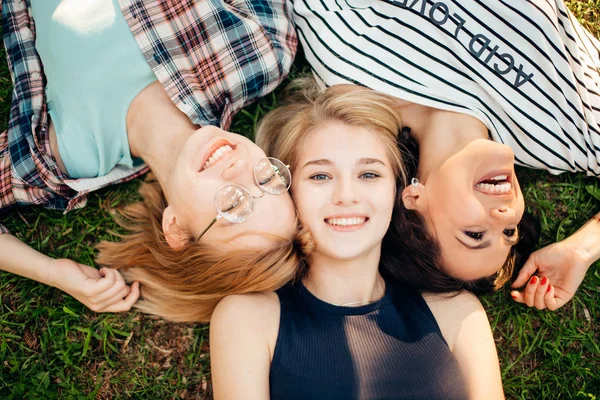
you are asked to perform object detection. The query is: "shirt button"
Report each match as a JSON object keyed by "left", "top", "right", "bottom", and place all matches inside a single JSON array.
[
  {"left": 21, "top": 29, "right": 32, "bottom": 39},
  {"left": 32, "top": 72, "right": 41, "bottom": 80}
]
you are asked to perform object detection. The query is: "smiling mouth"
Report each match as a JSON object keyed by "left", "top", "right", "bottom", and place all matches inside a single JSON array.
[
  {"left": 325, "top": 217, "right": 369, "bottom": 228},
  {"left": 201, "top": 141, "right": 236, "bottom": 171},
  {"left": 475, "top": 174, "right": 512, "bottom": 195}
]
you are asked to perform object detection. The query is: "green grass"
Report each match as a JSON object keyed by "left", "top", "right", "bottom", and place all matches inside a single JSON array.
[{"left": 1, "top": 3, "right": 600, "bottom": 399}]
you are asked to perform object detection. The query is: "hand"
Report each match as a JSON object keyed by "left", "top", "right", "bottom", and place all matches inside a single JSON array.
[
  {"left": 510, "top": 239, "right": 592, "bottom": 310},
  {"left": 47, "top": 258, "right": 140, "bottom": 313}
]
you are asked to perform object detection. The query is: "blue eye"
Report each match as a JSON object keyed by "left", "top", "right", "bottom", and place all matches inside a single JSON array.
[
  {"left": 360, "top": 172, "right": 380, "bottom": 179},
  {"left": 464, "top": 231, "right": 484, "bottom": 240},
  {"left": 309, "top": 174, "right": 330, "bottom": 181}
]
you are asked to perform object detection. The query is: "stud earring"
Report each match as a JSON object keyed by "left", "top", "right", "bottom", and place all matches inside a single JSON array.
[{"left": 411, "top": 177, "right": 419, "bottom": 188}]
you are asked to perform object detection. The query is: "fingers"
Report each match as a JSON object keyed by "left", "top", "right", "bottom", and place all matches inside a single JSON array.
[
  {"left": 545, "top": 284, "right": 559, "bottom": 311},
  {"left": 92, "top": 267, "right": 117, "bottom": 292},
  {"left": 511, "top": 255, "right": 539, "bottom": 288},
  {"left": 533, "top": 277, "right": 549, "bottom": 309},
  {"left": 85, "top": 268, "right": 136, "bottom": 312},
  {"left": 522, "top": 276, "right": 541, "bottom": 308},
  {"left": 510, "top": 276, "right": 558, "bottom": 311},
  {"left": 103, "top": 282, "right": 141, "bottom": 313}
]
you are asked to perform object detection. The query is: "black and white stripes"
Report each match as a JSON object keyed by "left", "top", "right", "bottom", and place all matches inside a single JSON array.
[{"left": 292, "top": 0, "right": 600, "bottom": 176}]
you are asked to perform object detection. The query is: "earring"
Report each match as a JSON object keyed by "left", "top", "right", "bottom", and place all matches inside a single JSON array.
[{"left": 411, "top": 177, "right": 419, "bottom": 188}]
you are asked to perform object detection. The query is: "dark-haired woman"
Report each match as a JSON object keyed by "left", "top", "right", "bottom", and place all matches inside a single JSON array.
[
  {"left": 291, "top": 0, "right": 600, "bottom": 310},
  {"left": 211, "top": 84, "right": 503, "bottom": 400}
]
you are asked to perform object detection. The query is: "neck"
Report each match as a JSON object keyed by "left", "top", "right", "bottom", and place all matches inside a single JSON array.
[
  {"left": 404, "top": 108, "right": 489, "bottom": 182},
  {"left": 303, "top": 246, "right": 385, "bottom": 306},
  {"left": 127, "top": 82, "right": 197, "bottom": 196}
]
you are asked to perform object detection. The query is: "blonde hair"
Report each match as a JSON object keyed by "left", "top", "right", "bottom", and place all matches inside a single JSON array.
[
  {"left": 96, "top": 176, "right": 299, "bottom": 323},
  {"left": 257, "top": 79, "right": 407, "bottom": 186},
  {"left": 256, "top": 78, "right": 407, "bottom": 277}
]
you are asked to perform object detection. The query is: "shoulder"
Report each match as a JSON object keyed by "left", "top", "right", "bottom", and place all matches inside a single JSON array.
[
  {"left": 210, "top": 292, "right": 281, "bottom": 398},
  {"left": 212, "top": 291, "right": 280, "bottom": 328},
  {"left": 422, "top": 291, "right": 488, "bottom": 350},
  {"left": 210, "top": 291, "right": 281, "bottom": 351}
]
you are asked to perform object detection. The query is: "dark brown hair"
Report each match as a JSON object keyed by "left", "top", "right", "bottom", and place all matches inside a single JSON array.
[{"left": 379, "top": 128, "right": 540, "bottom": 295}]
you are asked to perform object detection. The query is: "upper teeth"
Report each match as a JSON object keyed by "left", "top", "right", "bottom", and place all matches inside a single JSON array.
[
  {"left": 475, "top": 182, "right": 511, "bottom": 194},
  {"left": 326, "top": 217, "right": 366, "bottom": 226},
  {"left": 490, "top": 175, "right": 508, "bottom": 181},
  {"left": 203, "top": 145, "right": 233, "bottom": 170}
]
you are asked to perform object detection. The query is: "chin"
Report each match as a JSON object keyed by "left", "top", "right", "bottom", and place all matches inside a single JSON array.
[{"left": 320, "top": 244, "right": 378, "bottom": 261}]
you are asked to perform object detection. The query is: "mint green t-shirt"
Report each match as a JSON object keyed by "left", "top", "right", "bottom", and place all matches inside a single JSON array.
[{"left": 31, "top": 0, "right": 157, "bottom": 178}]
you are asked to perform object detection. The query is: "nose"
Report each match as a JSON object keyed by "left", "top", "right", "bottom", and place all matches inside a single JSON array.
[
  {"left": 490, "top": 204, "right": 516, "bottom": 222},
  {"left": 332, "top": 176, "right": 358, "bottom": 205},
  {"left": 221, "top": 159, "right": 263, "bottom": 197}
]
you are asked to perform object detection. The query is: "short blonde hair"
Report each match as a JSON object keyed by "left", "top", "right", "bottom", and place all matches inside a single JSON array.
[{"left": 96, "top": 176, "right": 299, "bottom": 323}]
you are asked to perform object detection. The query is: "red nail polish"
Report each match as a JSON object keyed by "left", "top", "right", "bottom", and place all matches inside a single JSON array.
[
  {"left": 511, "top": 294, "right": 517, "bottom": 299},
  {"left": 547, "top": 284, "right": 552, "bottom": 293},
  {"left": 530, "top": 276, "right": 538, "bottom": 284},
  {"left": 541, "top": 277, "right": 547, "bottom": 285}
]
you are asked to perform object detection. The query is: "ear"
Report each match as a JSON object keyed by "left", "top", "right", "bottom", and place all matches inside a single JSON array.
[
  {"left": 162, "top": 205, "right": 190, "bottom": 249},
  {"left": 401, "top": 182, "right": 426, "bottom": 211}
]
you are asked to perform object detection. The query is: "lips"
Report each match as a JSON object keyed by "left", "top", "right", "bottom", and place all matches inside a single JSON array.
[
  {"left": 325, "top": 217, "right": 368, "bottom": 226},
  {"left": 200, "top": 139, "right": 236, "bottom": 171},
  {"left": 324, "top": 215, "right": 369, "bottom": 231},
  {"left": 475, "top": 170, "right": 513, "bottom": 196}
]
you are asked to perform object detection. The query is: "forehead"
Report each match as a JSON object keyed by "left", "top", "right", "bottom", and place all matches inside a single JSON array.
[{"left": 302, "top": 123, "right": 390, "bottom": 162}]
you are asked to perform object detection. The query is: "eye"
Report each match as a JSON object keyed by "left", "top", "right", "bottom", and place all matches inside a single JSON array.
[
  {"left": 257, "top": 172, "right": 276, "bottom": 186},
  {"left": 309, "top": 173, "right": 330, "bottom": 181},
  {"left": 464, "top": 231, "right": 484, "bottom": 240},
  {"left": 360, "top": 172, "right": 380, "bottom": 179},
  {"left": 503, "top": 228, "right": 517, "bottom": 237}
]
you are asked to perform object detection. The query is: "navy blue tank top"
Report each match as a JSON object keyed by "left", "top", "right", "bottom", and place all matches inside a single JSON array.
[{"left": 270, "top": 282, "right": 468, "bottom": 399}]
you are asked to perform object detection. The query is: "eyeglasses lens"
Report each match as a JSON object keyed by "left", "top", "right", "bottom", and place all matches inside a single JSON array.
[
  {"left": 254, "top": 158, "right": 291, "bottom": 195},
  {"left": 215, "top": 185, "right": 254, "bottom": 223}
]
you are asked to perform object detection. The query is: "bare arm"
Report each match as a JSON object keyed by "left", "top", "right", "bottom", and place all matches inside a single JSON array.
[
  {"left": 210, "top": 293, "right": 279, "bottom": 400},
  {"left": 0, "top": 233, "right": 139, "bottom": 312},
  {"left": 425, "top": 293, "right": 504, "bottom": 400},
  {"left": 511, "top": 212, "right": 599, "bottom": 310}
]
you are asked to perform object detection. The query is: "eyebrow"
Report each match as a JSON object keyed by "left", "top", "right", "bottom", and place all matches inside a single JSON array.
[
  {"left": 301, "top": 158, "right": 387, "bottom": 169},
  {"left": 455, "top": 237, "right": 491, "bottom": 250}
]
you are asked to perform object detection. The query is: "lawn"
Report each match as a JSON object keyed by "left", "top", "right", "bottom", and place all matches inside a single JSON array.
[{"left": 1, "top": 2, "right": 600, "bottom": 399}]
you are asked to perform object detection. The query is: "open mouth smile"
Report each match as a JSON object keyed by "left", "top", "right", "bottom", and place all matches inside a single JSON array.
[
  {"left": 201, "top": 140, "right": 236, "bottom": 171},
  {"left": 475, "top": 172, "right": 512, "bottom": 195},
  {"left": 324, "top": 216, "right": 369, "bottom": 231}
]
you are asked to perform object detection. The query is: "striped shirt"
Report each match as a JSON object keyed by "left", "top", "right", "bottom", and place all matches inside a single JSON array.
[
  {"left": 292, "top": 0, "right": 600, "bottom": 177},
  {"left": 0, "top": 0, "right": 297, "bottom": 234}
]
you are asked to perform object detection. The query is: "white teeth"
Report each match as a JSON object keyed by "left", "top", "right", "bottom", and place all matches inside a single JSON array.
[
  {"left": 203, "top": 145, "right": 233, "bottom": 170},
  {"left": 325, "top": 217, "right": 367, "bottom": 226},
  {"left": 490, "top": 175, "right": 508, "bottom": 181},
  {"left": 475, "top": 182, "right": 512, "bottom": 194}
]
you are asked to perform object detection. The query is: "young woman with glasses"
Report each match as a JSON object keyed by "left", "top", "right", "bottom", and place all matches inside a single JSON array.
[
  {"left": 0, "top": 0, "right": 298, "bottom": 321},
  {"left": 210, "top": 81, "right": 504, "bottom": 399}
]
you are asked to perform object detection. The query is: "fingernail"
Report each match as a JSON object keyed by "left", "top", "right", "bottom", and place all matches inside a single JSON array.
[
  {"left": 530, "top": 276, "right": 538, "bottom": 284},
  {"left": 511, "top": 293, "right": 517, "bottom": 299},
  {"left": 541, "top": 277, "right": 547, "bottom": 285},
  {"left": 547, "top": 284, "right": 552, "bottom": 293}
]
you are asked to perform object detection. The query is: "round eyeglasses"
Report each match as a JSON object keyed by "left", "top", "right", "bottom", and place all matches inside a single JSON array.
[{"left": 195, "top": 157, "right": 292, "bottom": 241}]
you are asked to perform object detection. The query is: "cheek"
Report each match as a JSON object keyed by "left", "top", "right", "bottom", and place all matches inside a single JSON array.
[{"left": 291, "top": 182, "right": 327, "bottom": 227}]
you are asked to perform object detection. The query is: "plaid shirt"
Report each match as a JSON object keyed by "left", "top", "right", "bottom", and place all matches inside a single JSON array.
[{"left": 0, "top": 0, "right": 297, "bottom": 234}]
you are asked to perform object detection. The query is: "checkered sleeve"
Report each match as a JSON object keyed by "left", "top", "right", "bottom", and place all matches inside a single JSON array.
[{"left": 123, "top": 0, "right": 297, "bottom": 130}]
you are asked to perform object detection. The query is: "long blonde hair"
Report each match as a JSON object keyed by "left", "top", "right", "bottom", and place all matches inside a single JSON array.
[
  {"left": 96, "top": 176, "right": 299, "bottom": 323},
  {"left": 257, "top": 79, "right": 407, "bottom": 186},
  {"left": 256, "top": 79, "right": 407, "bottom": 277}
]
